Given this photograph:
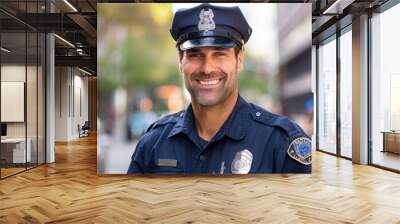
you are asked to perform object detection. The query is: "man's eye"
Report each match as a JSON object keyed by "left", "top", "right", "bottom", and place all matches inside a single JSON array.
[{"left": 215, "top": 52, "right": 227, "bottom": 57}]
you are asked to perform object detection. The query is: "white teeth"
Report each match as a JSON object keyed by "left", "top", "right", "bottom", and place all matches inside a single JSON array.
[{"left": 199, "top": 79, "right": 220, "bottom": 85}]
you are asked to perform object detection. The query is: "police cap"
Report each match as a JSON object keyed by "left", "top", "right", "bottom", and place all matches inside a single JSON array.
[{"left": 170, "top": 3, "right": 252, "bottom": 51}]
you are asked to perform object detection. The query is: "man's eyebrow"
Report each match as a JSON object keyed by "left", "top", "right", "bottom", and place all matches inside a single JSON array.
[{"left": 185, "top": 48, "right": 201, "bottom": 53}]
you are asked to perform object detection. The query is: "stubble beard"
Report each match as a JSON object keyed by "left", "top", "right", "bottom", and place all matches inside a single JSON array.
[{"left": 185, "top": 71, "right": 236, "bottom": 107}]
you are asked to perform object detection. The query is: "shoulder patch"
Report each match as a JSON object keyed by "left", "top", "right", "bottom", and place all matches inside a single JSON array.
[{"left": 287, "top": 137, "right": 312, "bottom": 165}]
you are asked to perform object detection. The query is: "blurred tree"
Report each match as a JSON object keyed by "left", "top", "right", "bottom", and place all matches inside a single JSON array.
[
  {"left": 98, "top": 3, "right": 269, "bottom": 103},
  {"left": 98, "top": 4, "right": 179, "bottom": 95},
  {"left": 238, "top": 53, "right": 269, "bottom": 95}
]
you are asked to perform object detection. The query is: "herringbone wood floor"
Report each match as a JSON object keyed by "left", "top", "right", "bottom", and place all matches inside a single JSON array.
[{"left": 1, "top": 135, "right": 400, "bottom": 224}]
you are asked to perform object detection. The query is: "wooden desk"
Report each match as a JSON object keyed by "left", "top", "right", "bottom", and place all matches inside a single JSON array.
[{"left": 381, "top": 131, "right": 400, "bottom": 154}]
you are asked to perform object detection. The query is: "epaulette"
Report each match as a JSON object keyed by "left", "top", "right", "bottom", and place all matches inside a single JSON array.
[
  {"left": 249, "top": 104, "right": 305, "bottom": 138},
  {"left": 145, "top": 111, "right": 182, "bottom": 133}
]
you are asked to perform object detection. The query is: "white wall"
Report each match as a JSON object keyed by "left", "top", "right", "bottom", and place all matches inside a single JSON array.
[
  {"left": 55, "top": 67, "right": 69, "bottom": 141},
  {"left": 55, "top": 67, "right": 89, "bottom": 141}
]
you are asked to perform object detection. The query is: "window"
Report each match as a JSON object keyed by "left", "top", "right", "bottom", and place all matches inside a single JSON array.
[
  {"left": 371, "top": 3, "right": 400, "bottom": 171},
  {"left": 339, "top": 28, "right": 352, "bottom": 158},
  {"left": 317, "top": 36, "right": 337, "bottom": 154}
]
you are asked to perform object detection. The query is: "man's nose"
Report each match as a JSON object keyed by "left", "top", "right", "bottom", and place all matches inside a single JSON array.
[{"left": 199, "top": 57, "right": 216, "bottom": 75}]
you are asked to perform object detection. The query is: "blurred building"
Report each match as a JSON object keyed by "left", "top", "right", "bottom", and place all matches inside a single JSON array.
[{"left": 276, "top": 4, "right": 313, "bottom": 122}]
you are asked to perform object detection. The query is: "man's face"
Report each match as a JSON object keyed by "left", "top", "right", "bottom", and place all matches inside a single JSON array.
[{"left": 179, "top": 46, "right": 243, "bottom": 107}]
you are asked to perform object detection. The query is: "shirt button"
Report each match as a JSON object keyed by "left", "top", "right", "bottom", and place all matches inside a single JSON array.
[
  {"left": 199, "top": 155, "right": 207, "bottom": 161},
  {"left": 255, "top": 112, "right": 261, "bottom": 117}
]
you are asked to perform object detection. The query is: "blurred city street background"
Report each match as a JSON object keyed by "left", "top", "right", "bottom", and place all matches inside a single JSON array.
[{"left": 97, "top": 3, "right": 312, "bottom": 174}]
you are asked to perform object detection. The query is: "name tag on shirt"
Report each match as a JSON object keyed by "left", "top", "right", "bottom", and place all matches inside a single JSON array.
[{"left": 158, "top": 159, "right": 177, "bottom": 167}]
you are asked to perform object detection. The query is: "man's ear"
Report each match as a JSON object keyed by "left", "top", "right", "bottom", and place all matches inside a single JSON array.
[{"left": 237, "top": 49, "right": 244, "bottom": 72}]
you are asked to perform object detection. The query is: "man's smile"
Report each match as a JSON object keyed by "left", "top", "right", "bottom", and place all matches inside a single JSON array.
[{"left": 195, "top": 78, "right": 224, "bottom": 87}]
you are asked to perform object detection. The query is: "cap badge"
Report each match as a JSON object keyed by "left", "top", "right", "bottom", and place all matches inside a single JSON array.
[
  {"left": 198, "top": 8, "right": 215, "bottom": 32},
  {"left": 231, "top": 149, "right": 253, "bottom": 174}
]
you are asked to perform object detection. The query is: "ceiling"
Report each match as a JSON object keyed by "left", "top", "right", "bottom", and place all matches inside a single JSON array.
[
  {"left": 0, "top": 0, "right": 97, "bottom": 75},
  {"left": 310, "top": 0, "right": 389, "bottom": 43},
  {"left": 0, "top": 0, "right": 394, "bottom": 75}
]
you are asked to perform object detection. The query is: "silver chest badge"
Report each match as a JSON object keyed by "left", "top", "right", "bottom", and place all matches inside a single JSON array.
[
  {"left": 231, "top": 149, "right": 253, "bottom": 174},
  {"left": 198, "top": 8, "right": 215, "bottom": 32}
]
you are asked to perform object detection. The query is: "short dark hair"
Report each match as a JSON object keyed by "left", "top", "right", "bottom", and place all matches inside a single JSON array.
[{"left": 178, "top": 45, "right": 243, "bottom": 61}]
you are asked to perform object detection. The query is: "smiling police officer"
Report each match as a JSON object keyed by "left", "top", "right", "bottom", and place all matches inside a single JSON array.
[{"left": 127, "top": 3, "right": 312, "bottom": 174}]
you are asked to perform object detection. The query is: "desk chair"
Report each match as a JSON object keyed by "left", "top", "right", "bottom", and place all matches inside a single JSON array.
[{"left": 78, "top": 121, "right": 90, "bottom": 138}]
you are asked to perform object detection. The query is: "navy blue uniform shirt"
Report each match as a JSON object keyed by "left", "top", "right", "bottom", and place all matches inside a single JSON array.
[{"left": 127, "top": 95, "right": 312, "bottom": 174}]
